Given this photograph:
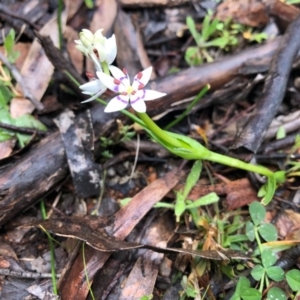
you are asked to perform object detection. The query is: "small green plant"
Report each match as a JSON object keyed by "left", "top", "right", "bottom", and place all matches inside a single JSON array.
[
  {"left": 185, "top": 15, "right": 267, "bottom": 66},
  {"left": 155, "top": 160, "right": 219, "bottom": 221},
  {"left": 0, "top": 29, "right": 47, "bottom": 147},
  {"left": 3, "top": 29, "right": 20, "bottom": 63},
  {"left": 232, "top": 201, "right": 300, "bottom": 300},
  {"left": 185, "top": 14, "right": 237, "bottom": 65}
]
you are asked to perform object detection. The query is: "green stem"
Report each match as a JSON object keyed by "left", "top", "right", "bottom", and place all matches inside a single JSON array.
[
  {"left": 204, "top": 151, "right": 274, "bottom": 178},
  {"left": 40, "top": 200, "right": 58, "bottom": 295},
  {"left": 57, "top": 0, "right": 64, "bottom": 50},
  {"left": 137, "top": 112, "right": 184, "bottom": 148},
  {"left": 101, "top": 61, "right": 109, "bottom": 75},
  {"left": 164, "top": 84, "right": 209, "bottom": 130}
]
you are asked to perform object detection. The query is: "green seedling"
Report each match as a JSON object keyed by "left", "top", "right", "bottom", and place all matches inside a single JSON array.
[
  {"left": 155, "top": 160, "right": 219, "bottom": 222},
  {"left": 0, "top": 29, "right": 47, "bottom": 147},
  {"left": 40, "top": 200, "right": 58, "bottom": 296},
  {"left": 185, "top": 15, "right": 267, "bottom": 66},
  {"left": 231, "top": 201, "right": 300, "bottom": 300},
  {"left": 0, "top": 108, "right": 47, "bottom": 147},
  {"left": 231, "top": 277, "right": 261, "bottom": 300},
  {"left": 185, "top": 14, "right": 236, "bottom": 65}
]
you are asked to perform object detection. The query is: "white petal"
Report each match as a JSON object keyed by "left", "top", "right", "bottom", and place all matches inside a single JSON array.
[
  {"left": 105, "top": 35, "right": 117, "bottom": 65},
  {"left": 80, "top": 30, "right": 94, "bottom": 48},
  {"left": 81, "top": 29, "right": 94, "bottom": 41},
  {"left": 75, "top": 44, "right": 88, "bottom": 55},
  {"left": 143, "top": 90, "right": 166, "bottom": 101},
  {"left": 97, "top": 71, "right": 126, "bottom": 93},
  {"left": 94, "top": 44, "right": 106, "bottom": 62},
  {"left": 132, "top": 67, "right": 152, "bottom": 90},
  {"left": 94, "top": 29, "right": 105, "bottom": 43},
  {"left": 90, "top": 52, "right": 102, "bottom": 71},
  {"left": 81, "top": 89, "right": 106, "bottom": 103},
  {"left": 80, "top": 79, "right": 105, "bottom": 94},
  {"left": 109, "top": 65, "right": 130, "bottom": 87},
  {"left": 131, "top": 99, "right": 146, "bottom": 113},
  {"left": 104, "top": 95, "right": 129, "bottom": 112}
]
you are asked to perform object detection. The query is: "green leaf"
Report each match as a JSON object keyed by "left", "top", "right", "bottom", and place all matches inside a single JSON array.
[
  {"left": 0, "top": 85, "right": 13, "bottom": 109},
  {"left": 276, "top": 126, "right": 286, "bottom": 140},
  {"left": 184, "top": 47, "right": 202, "bottom": 66},
  {"left": 286, "top": 269, "right": 300, "bottom": 291},
  {"left": 261, "top": 175, "right": 276, "bottom": 206},
  {"left": 205, "top": 36, "right": 229, "bottom": 48},
  {"left": 229, "top": 293, "right": 240, "bottom": 300},
  {"left": 249, "top": 201, "right": 265, "bottom": 225},
  {"left": 84, "top": 0, "right": 94, "bottom": 8},
  {"left": 251, "top": 264, "right": 264, "bottom": 281},
  {"left": 241, "top": 288, "right": 262, "bottom": 300},
  {"left": 0, "top": 108, "right": 13, "bottom": 124},
  {"left": 0, "top": 129, "right": 14, "bottom": 142},
  {"left": 267, "top": 287, "right": 286, "bottom": 300},
  {"left": 235, "top": 276, "right": 250, "bottom": 294},
  {"left": 186, "top": 192, "right": 219, "bottom": 209},
  {"left": 225, "top": 234, "right": 249, "bottom": 244},
  {"left": 258, "top": 223, "right": 278, "bottom": 242},
  {"left": 245, "top": 221, "right": 255, "bottom": 242},
  {"left": 150, "top": 130, "right": 210, "bottom": 160},
  {"left": 186, "top": 16, "right": 201, "bottom": 44},
  {"left": 274, "top": 171, "right": 286, "bottom": 184},
  {"left": 201, "top": 15, "right": 219, "bottom": 41},
  {"left": 261, "top": 249, "right": 277, "bottom": 268},
  {"left": 174, "top": 192, "right": 186, "bottom": 221},
  {"left": 4, "top": 29, "right": 15, "bottom": 54},
  {"left": 266, "top": 266, "right": 285, "bottom": 281},
  {"left": 183, "top": 160, "right": 202, "bottom": 199},
  {"left": 13, "top": 114, "right": 47, "bottom": 131}
]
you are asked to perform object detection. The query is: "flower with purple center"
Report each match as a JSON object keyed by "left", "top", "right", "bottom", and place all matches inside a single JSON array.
[
  {"left": 97, "top": 65, "right": 166, "bottom": 113},
  {"left": 80, "top": 72, "right": 107, "bottom": 103}
]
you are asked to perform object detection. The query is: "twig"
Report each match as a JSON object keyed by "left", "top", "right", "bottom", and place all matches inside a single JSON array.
[
  {"left": 0, "top": 3, "right": 40, "bottom": 31},
  {"left": 0, "top": 122, "right": 47, "bottom": 135},
  {"left": 0, "top": 268, "right": 60, "bottom": 279},
  {"left": 0, "top": 50, "right": 44, "bottom": 111},
  {"left": 231, "top": 15, "right": 300, "bottom": 154}
]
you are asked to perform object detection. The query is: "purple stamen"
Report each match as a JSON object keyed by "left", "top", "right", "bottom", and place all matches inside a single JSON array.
[{"left": 117, "top": 95, "right": 128, "bottom": 104}]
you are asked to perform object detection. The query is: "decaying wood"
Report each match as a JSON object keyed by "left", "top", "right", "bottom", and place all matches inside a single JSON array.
[
  {"left": 0, "top": 106, "right": 115, "bottom": 226},
  {"left": 58, "top": 169, "right": 180, "bottom": 300},
  {"left": 231, "top": 15, "right": 300, "bottom": 154},
  {"left": 147, "top": 38, "right": 282, "bottom": 115}
]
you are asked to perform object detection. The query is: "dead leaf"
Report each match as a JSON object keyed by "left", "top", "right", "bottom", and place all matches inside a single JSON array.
[
  {"left": 216, "top": 0, "right": 269, "bottom": 27},
  {"left": 0, "top": 140, "right": 15, "bottom": 160},
  {"left": 14, "top": 2, "right": 69, "bottom": 117}
]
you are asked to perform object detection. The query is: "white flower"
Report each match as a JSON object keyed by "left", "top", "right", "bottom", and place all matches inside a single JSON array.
[
  {"left": 97, "top": 66, "right": 166, "bottom": 113},
  {"left": 79, "top": 72, "right": 107, "bottom": 103},
  {"left": 75, "top": 29, "right": 117, "bottom": 71}
]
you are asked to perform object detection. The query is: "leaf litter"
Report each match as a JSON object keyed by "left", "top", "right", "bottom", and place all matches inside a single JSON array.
[{"left": 0, "top": 0, "right": 300, "bottom": 299}]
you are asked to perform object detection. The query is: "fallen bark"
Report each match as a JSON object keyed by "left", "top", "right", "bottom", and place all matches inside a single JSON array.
[{"left": 231, "top": 15, "right": 300, "bottom": 154}]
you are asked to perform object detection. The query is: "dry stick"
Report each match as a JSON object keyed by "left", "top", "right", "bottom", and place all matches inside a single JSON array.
[
  {"left": 0, "top": 50, "right": 44, "bottom": 111},
  {"left": 0, "top": 3, "right": 40, "bottom": 31},
  {"left": 0, "top": 7, "right": 35, "bottom": 41},
  {"left": 0, "top": 122, "right": 46, "bottom": 135},
  {"left": 0, "top": 268, "right": 60, "bottom": 279},
  {"left": 231, "top": 15, "right": 300, "bottom": 155}
]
